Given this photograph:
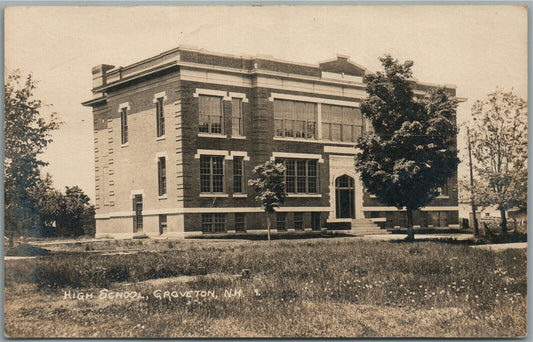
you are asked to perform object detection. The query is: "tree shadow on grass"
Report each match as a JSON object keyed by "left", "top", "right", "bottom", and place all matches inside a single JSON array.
[
  {"left": 188, "top": 231, "right": 353, "bottom": 241},
  {"left": 388, "top": 237, "right": 475, "bottom": 246}
]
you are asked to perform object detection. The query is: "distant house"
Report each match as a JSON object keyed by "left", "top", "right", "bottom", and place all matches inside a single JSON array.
[{"left": 82, "top": 46, "right": 461, "bottom": 238}]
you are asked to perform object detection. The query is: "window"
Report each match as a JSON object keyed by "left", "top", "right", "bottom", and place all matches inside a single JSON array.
[
  {"left": 322, "top": 104, "right": 362, "bottom": 142},
  {"left": 233, "top": 157, "right": 244, "bottom": 193},
  {"left": 311, "top": 212, "right": 321, "bottom": 230},
  {"left": 120, "top": 107, "right": 128, "bottom": 144},
  {"left": 159, "top": 214, "right": 167, "bottom": 234},
  {"left": 156, "top": 97, "right": 165, "bottom": 137},
  {"left": 235, "top": 213, "right": 246, "bottom": 232},
  {"left": 276, "top": 158, "right": 318, "bottom": 193},
  {"left": 158, "top": 157, "right": 167, "bottom": 196},
  {"left": 200, "top": 156, "right": 224, "bottom": 193},
  {"left": 274, "top": 99, "right": 317, "bottom": 139},
  {"left": 294, "top": 212, "right": 304, "bottom": 230},
  {"left": 199, "top": 95, "right": 223, "bottom": 134},
  {"left": 202, "top": 213, "right": 226, "bottom": 233},
  {"left": 231, "top": 98, "right": 243, "bottom": 136},
  {"left": 277, "top": 212, "right": 287, "bottom": 231},
  {"left": 132, "top": 194, "right": 143, "bottom": 232}
]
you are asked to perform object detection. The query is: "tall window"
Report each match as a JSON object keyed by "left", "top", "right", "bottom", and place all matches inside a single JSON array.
[
  {"left": 158, "top": 157, "right": 167, "bottom": 196},
  {"left": 274, "top": 100, "right": 317, "bottom": 139},
  {"left": 132, "top": 194, "right": 143, "bottom": 232},
  {"left": 233, "top": 156, "right": 244, "bottom": 193},
  {"left": 156, "top": 97, "right": 165, "bottom": 137},
  {"left": 199, "top": 95, "right": 223, "bottom": 134},
  {"left": 235, "top": 213, "right": 246, "bottom": 232},
  {"left": 322, "top": 104, "right": 363, "bottom": 142},
  {"left": 202, "top": 213, "right": 226, "bottom": 233},
  {"left": 200, "top": 156, "right": 224, "bottom": 193},
  {"left": 231, "top": 98, "right": 244, "bottom": 136},
  {"left": 159, "top": 214, "right": 167, "bottom": 235},
  {"left": 276, "top": 158, "right": 318, "bottom": 193},
  {"left": 276, "top": 212, "right": 287, "bottom": 231},
  {"left": 294, "top": 212, "right": 304, "bottom": 230},
  {"left": 120, "top": 107, "right": 128, "bottom": 144}
]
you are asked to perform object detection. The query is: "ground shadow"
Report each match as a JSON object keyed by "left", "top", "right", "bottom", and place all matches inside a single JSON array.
[{"left": 188, "top": 231, "right": 353, "bottom": 241}]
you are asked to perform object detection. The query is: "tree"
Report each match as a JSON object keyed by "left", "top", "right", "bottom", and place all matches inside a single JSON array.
[
  {"left": 355, "top": 55, "right": 459, "bottom": 242},
  {"left": 56, "top": 186, "right": 94, "bottom": 237},
  {"left": 4, "top": 70, "right": 60, "bottom": 247},
  {"left": 248, "top": 161, "right": 286, "bottom": 242},
  {"left": 27, "top": 173, "right": 63, "bottom": 236},
  {"left": 468, "top": 89, "right": 527, "bottom": 237}
]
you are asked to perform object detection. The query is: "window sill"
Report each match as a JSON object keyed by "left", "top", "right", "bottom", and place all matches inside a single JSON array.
[
  {"left": 273, "top": 136, "right": 356, "bottom": 146},
  {"left": 121, "top": 143, "right": 129, "bottom": 148},
  {"left": 231, "top": 135, "right": 246, "bottom": 140},
  {"left": 200, "top": 193, "right": 229, "bottom": 198},
  {"left": 436, "top": 195, "right": 450, "bottom": 199},
  {"left": 156, "top": 136, "right": 166, "bottom": 141},
  {"left": 158, "top": 195, "right": 168, "bottom": 200},
  {"left": 233, "top": 194, "right": 247, "bottom": 198},
  {"left": 198, "top": 133, "right": 227, "bottom": 139},
  {"left": 287, "top": 194, "right": 322, "bottom": 198}
]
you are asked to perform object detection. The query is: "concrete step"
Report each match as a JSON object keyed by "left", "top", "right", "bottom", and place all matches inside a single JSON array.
[{"left": 350, "top": 229, "right": 390, "bottom": 236}]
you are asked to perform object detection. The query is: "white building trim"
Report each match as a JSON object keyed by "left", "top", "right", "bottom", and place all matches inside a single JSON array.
[
  {"left": 228, "top": 92, "right": 249, "bottom": 103},
  {"left": 324, "top": 146, "right": 358, "bottom": 154},
  {"left": 194, "top": 149, "right": 230, "bottom": 159},
  {"left": 152, "top": 91, "right": 168, "bottom": 103},
  {"left": 192, "top": 88, "right": 231, "bottom": 100},
  {"left": 118, "top": 102, "right": 130, "bottom": 112},
  {"left": 270, "top": 152, "right": 324, "bottom": 163},
  {"left": 362, "top": 206, "right": 460, "bottom": 212},
  {"left": 269, "top": 92, "right": 360, "bottom": 108},
  {"left": 130, "top": 189, "right": 144, "bottom": 197},
  {"left": 229, "top": 151, "right": 250, "bottom": 161}
]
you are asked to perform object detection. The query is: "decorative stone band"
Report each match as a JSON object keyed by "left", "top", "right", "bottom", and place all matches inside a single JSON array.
[{"left": 95, "top": 206, "right": 332, "bottom": 219}]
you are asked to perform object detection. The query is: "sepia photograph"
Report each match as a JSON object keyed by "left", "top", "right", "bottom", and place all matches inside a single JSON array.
[{"left": 3, "top": 4, "right": 528, "bottom": 338}]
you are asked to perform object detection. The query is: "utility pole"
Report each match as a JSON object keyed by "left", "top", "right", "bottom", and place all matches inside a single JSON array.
[{"left": 467, "top": 126, "right": 479, "bottom": 236}]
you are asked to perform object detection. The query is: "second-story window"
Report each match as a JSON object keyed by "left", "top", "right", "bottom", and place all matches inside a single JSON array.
[
  {"left": 120, "top": 107, "right": 128, "bottom": 144},
  {"left": 274, "top": 99, "right": 317, "bottom": 139},
  {"left": 158, "top": 157, "right": 167, "bottom": 196},
  {"left": 322, "top": 104, "right": 363, "bottom": 142},
  {"left": 199, "top": 95, "right": 223, "bottom": 134},
  {"left": 231, "top": 98, "right": 243, "bottom": 136},
  {"left": 233, "top": 156, "right": 244, "bottom": 193},
  {"left": 156, "top": 97, "right": 165, "bottom": 137},
  {"left": 200, "top": 155, "right": 224, "bottom": 193}
]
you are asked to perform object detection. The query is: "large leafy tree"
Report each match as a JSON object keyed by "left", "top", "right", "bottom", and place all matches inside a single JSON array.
[
  {"left": 248, "top": 161, "right": 286, "bottom": 242},
  {"left": 355, "top": 55, "right": 459, "bottom": 241},
  {"left": 4, "top": 70, "right": 60, "bottom": 246},
  {"left": 468, "top": 89, "right": 527, "bottom": 236}
]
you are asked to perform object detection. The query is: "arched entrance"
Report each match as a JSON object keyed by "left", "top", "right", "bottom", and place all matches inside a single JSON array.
[{"left": 335, "top": 175, "right": 355, "bottom": 219}]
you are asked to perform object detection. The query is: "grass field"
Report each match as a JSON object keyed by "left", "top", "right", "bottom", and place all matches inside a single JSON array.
[{"left": 4, "top": 237, "right": 527, "bottom": 338}]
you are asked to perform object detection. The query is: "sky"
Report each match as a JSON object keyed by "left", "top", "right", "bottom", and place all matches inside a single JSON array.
[{"left": 4, "top": 5, "right": 528, "bottom": 201}]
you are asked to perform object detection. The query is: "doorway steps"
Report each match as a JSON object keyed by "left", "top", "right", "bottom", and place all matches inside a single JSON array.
[{"left": 350, "top": 218, "right": 390, "bottom": 236}]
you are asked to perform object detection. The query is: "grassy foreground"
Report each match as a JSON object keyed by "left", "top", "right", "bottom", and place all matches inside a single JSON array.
[{"left": 4, "top": 238, "right": 527, "bottom": 338}]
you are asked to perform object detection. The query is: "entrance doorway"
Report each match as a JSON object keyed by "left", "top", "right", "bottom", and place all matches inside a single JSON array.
[{"left": 335, "top": 175, "right": 355, "bottom": 219}]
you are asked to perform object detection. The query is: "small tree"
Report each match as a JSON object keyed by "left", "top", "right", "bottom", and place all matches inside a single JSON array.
[
  {"left": 356, "top": 55, "right": 459, "bottom": 242},
  {"left": 4, "top": 70, "right": 60, "bottom": 246},
  {"left": 468, "top": 89, "right": 527, "bottom": 237},
  {"left": 248, "top": 161, "right": 286, "bottom": 242}
]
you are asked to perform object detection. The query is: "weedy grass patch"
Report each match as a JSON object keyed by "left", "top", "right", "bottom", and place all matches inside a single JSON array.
[{"left": 4, "top": 238, "right": 527, "bottom": 338}]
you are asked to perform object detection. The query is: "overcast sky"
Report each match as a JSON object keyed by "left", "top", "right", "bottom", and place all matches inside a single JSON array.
[{"left": 5, "top": 5, "right": 528, "bottom": 200}]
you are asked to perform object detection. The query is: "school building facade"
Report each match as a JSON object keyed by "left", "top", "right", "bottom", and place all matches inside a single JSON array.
[{"left": 82, "top": 46, "right": 461, "bottom": 238}]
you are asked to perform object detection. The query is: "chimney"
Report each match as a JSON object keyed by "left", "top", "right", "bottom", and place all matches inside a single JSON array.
[{"left": 92, "top": 64, "right": 115, "bottom": 88}]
